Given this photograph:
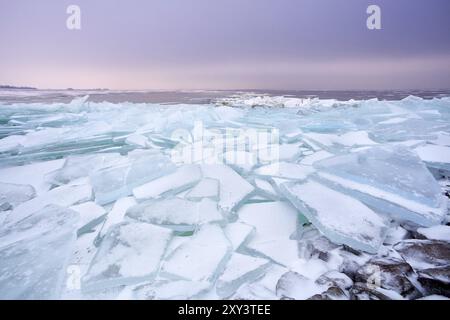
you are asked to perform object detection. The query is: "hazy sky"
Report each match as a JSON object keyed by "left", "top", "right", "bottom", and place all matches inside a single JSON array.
[{"left": 1, "top": 0, "right": 449, "bottom": 90}]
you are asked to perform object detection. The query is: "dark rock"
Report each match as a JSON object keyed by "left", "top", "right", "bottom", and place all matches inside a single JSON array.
[
  {"left": 342, "top": 245, "right": 362, "bottom": 256},
  {"left": 394, "top": 240, "right": 450, "bottom": 270},
  {"left": 350, "top": 282, "right": 393, "bottom": 300},
  {"left": 316, "top": 270, "right": 353, "bottom": 289},
  {"left": 308, "top": 286, "right": 348, "bottom": 300},
  {"left": 354, "top": 257, "right": 420, "bottom": 298},
  {"left": 0, "top": 202, "right": 12, "bottom": 211},
  {"left": 417, "top": 266, "right": 450, "bottom": 297}
]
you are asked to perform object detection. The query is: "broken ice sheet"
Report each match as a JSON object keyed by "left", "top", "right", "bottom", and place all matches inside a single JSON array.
[
  {"left": 97, "top": 196, "right": 137, "bottom": 240},
  {"left": 281, "top": 179, "right": 388, "bottom": 254},
  {"left": 223, "top": 150, "right": 258, "bottom": 173},
  {"left": 276, "top": 271, "right": 328, "bottom": 300},
  {"left": 315, "top": 146, "right": 447, "bottom": 227},
  {"left": 303, "top": 131, "right": 377, "bottom": 151},
  {"left": 90, "top": 152, "right": 176, "bottom": 205},
  {"left": 201, "top": 164, "right": 254, "bottom": 213},
  {"left": 82, "top": 222, "right": 173, "bottom": 291},
  {"left": 185, "top": 178, "right": 219, "bottom": 201},
  {"left": 238, "top": 201, "right": 299, "bottom": 266},
  {"left": 414, "top": 144, "right": 450, "bottom": 176},
  {"left": 232, "top": 264, "right": 288, "bottom": 300},
  {"left": 278, "top": 143, "right": 302, "bottom": 161},
  {"left": 254, "top": 162, "right": 315, "bottom": 180},
  {"left": 0, "top": 205, "right": 79, "bottom": 299},
  {"left": 223, "top": 221, "right": 255, "bottom": 251},
  {"left": 160, "top": 224, "right": 232, "bottom": 282},
  {"left": 417, "top": 225, "right": 450, "bottom": 242},
  {"left": 216, "top": 253, "right": 270, "bottom": 298},
  {"left": 133, "top": 165, "right": 202, "bottom": 200},
  {"left": 299, "top": 150, "right": 334, "bottom": 166},
  {"left": 0, "top": 182, "right": 35, "bottom": 210},
  {"left": 70, "top": 201, "right": 106, "bottom": 234},
  {"left": 5, "top": 182, "right": 92, "bottom": 225},
  {"left": 253, "top": 177, "right": 278, "bottom": 198},
  {"left": 126, "top": 197, "right": 223, "bottom": 232},
  {"left": 46, "top": 153, "right": 126, "bottom": 185},
  {"left": 125, "top": 134, "right": 151, "bottom": 149},
  {"left": 0, "top": 158, "right": 64, "bottom": 195}
]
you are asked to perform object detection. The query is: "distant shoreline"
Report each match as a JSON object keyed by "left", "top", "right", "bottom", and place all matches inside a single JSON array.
[{"left": 0, "top": 85, "right": 37, "bottom": 90}]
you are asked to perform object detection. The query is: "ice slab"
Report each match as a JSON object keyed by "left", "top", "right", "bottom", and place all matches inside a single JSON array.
[
  {"left": 69, "top": 224, "right": 102, "bottom": 268},
  {"left": 415, "top": 144, "right": 450, "bottom": 175},
  {"left": 223, "top": 150, "right": 257, "bottom": 173},
  {"left": 82, "top": 222, "right": 173, "bottom": 291},
  {"left": 315, "top": 146, "right": 446, "bottom": 227},
  {"left": 133, "top": 165, "right": 202, "bottom": 200},
  {"left": 232, "top": 264, "right": 288, "bottom": 300},
  {"left": 161, "top": 224, "right": 232, "bottom": 282},
  {"left": 47, "top": 153, "right": 126, "bottom": 185},
  {"left": 185, "top": 178, "right": 219, "bottom": 201},
  {"left": 276, "top": 271, "right": 327, "bottom": 300},
  {"left": 0, "top": 205, "right": 79, "bottom": 299},
  {"left": 69, "top": 201, "right": 106, "bottom": 235},
  {"left": 6, "top": 183, "right": 92, "bottom": 225},
  {"left": 216, "top": 253, "right": 270, "bottom": 298},
  {"left": 253, "top": 178, "right": 278, "bottom": 198},
  {"left": 278, "top": 143, "right": 302, "bottom": 161},
  {"left": 90, "top": 153, "right": 176, "bottom": 205},
  {"left": 125, "top": 134, "right": 151, "bottom": 148},
  {"left": 238, "top": 202, "right": 299, "bottom": 266},
  {"left": 0, "top": 159, "right": 64, "bottom": 195},
  {"left": 0, "top": 182, "right": 35, "bottom": 210},
  {"left": 98, "top": 197, "right": 137, "bottom": 240},
  {"left": 127, "top": 197, "right": 223, "bottom": 232},
  {"left": 371, "top": 118, "right": 449, "bottom": 142},
  {"left": 223, "top": 222, "right": 255, "bottom": 250},
  {"left": 303, "top": 131, "right": 377, "bottom": 150},
  {"left": 254, "top": 162, "right": 315, "bottom": 180},
  {"left": 417, "top": 225, "right": 450, "bottom": 242},
  {"left": 300, "top": 150, "right": 334, "bottom": 166},
  {"left": 201, "top": 164, "right": 254, "bottom": 213},
  {"left": 281, "top": 180, "right": 388, "bottom": 254}
]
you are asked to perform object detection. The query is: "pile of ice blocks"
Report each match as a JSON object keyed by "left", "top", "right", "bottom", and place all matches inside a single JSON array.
[{"left": 0, "top": 94, "right": 449, "bottom": 300}]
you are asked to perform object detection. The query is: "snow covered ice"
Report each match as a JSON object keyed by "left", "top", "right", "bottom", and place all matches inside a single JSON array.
[
  {"left": 0, "top": 93, "right": 450, "bottom": 299},
  {"left": 280, "top": 180, "right": 388, "bottom": 254},
  {"left": 315, "top": 146, "right": 446, "bottom": 227},
  {"left": 82, "top": 222, "right": 173, "bottom": 291}
]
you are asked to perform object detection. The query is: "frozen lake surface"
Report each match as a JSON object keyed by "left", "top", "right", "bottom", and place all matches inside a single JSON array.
[{"left": 0, "top": 91, "right": 449, "bottom": 299}]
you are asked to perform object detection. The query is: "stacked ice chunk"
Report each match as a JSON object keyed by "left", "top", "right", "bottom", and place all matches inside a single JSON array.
[{"left": 314, "top": 146, "right": 446, "bottom": 227}]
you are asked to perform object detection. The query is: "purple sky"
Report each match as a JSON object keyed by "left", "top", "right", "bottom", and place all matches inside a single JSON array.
[{"left": 1, "top": 0, "right": 449, "bottom": 90}]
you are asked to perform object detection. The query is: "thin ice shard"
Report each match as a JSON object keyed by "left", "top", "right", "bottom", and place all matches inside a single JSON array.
[
  {"left": 133, "top": 165, "right": 202, "bottom": 200},
  {"left": 126, "top": 197, "right": 223, "bottom": 232},
  {"left": 83, "top": 222, "right": 173, "bottom": 291},
  {"left": 281, "top": 180, "right": 388, "bottom": 254},
  {"left": 0, "top": 205, "right": 79, "bottom": 299},
  {"left": 161, "top": 224, "right": 232, "bottom": 282},
  {"left": 315, "top": 146, "right": 446, "bottom": 227}
]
